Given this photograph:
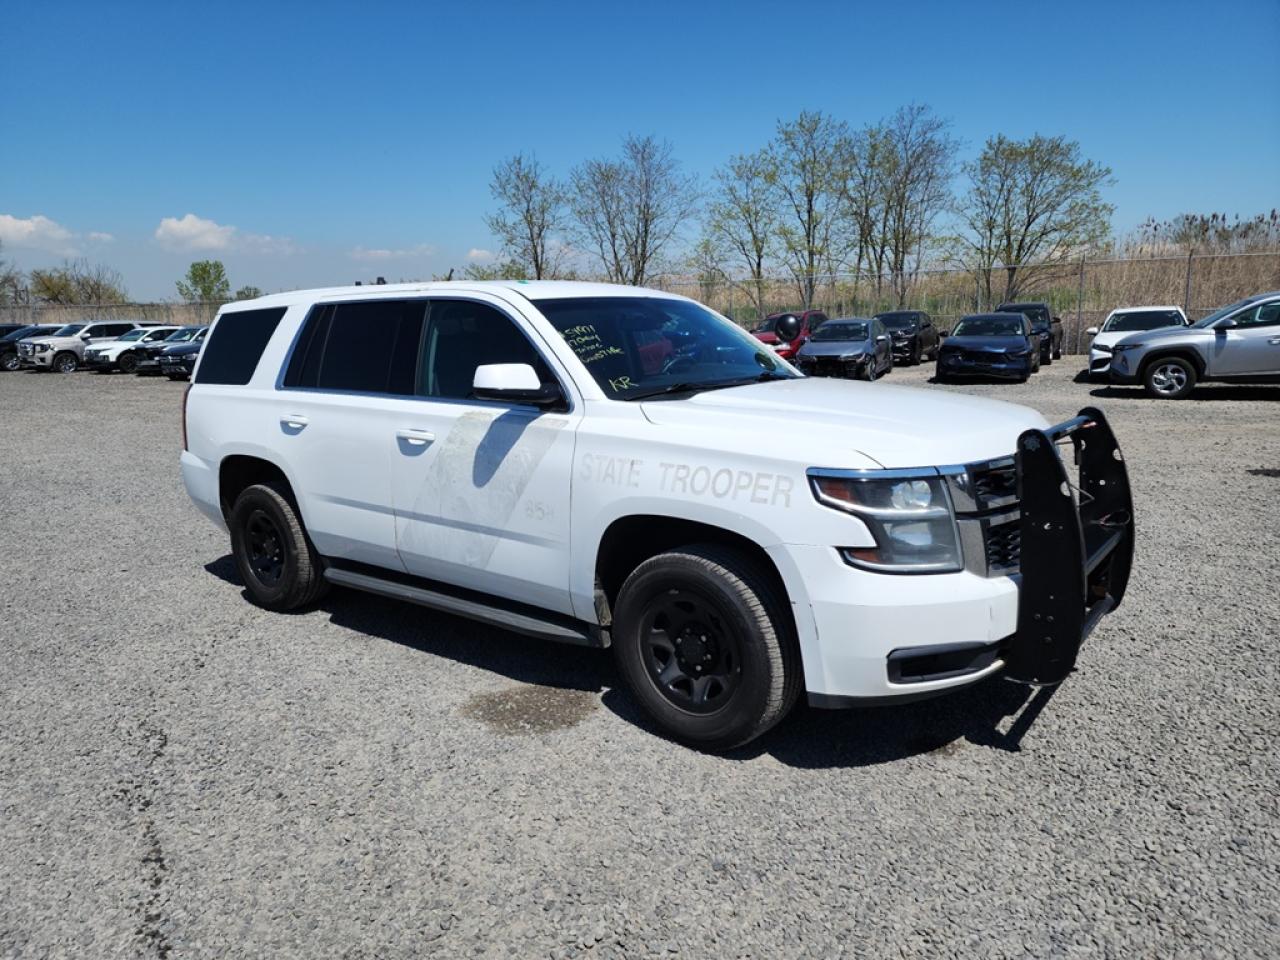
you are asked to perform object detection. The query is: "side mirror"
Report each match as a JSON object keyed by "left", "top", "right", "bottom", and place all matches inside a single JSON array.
[
  {"left": 472, "top": 363, "right": 562, "bottom": 407},
  {"left": 1214, "top": 317, "right": 1238, "bottom": 330},
  {"left": 1085, "top": 326, "right": 1099, "bottom": 336},
  {"left": 875, "top": 334, "right": 889, "bottom": 343},
  {"left": 81, "top": 334, "right": 93, "bottom": 341},
  {"left": 938, "top": 330, "right": 949, "bottom": 339}
]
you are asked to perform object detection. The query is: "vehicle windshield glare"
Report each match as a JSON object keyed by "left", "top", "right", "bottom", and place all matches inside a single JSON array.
[
  {"left": 51, "top": 324, "right": 86, "bottom": 336},
  {"left": 875, "top": 313, "right": 918, "bottom": 331},
  {"left": 1102, "top": 310, "right": 1184, "bottom": 333},
  {"left": 952, "top": 317, "right": 1026, "bottom": 338},
  {"left": 166, "top": 327, "right": 201, "bottom": 342},
  {"left": 118, "top": 328, "right": 149, "bottom": 341},
  {"left": 1192, "top": 297, "right": 1254, "bottom": 328},
  {"left": 537, "top": 296, "right": 798, "bottom": 400},
  {"left": 811, "top": 321, "right": 870, "bottom": 342}
]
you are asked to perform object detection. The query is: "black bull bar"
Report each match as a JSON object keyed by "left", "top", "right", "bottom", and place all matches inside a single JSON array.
[{"left": 1006, "top": 406, "right": 1135, "bottom": 686}]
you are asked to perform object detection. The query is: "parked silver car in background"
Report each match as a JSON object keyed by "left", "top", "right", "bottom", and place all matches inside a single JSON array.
[
  {"left": 1109, "top": 291, "right": 1280, "bottom": 398},
  {"left": 1086, "top": 306, "right": 1187, "bottom": 379}
]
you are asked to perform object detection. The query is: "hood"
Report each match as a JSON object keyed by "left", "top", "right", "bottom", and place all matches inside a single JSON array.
[
  {"left": 639, "top": 377, "right": 1050, "bottom": 468},
  {"left": 752, "top": 330, "right": 780, "bottom": 344},
  {"left": 23, "top": 336, "right": 68, "bottom": 347},
  {"left": 1113, "top": 325, "right": 1203, "bottom": 348},
  {"left": 940, "top": 335, "right": 1031, "bottom": 352},
  {"left": 163, "top": 342, "right": 202, "bottom": 356},
  {"left": 797, "top": 340, "right": 873, "bottom": 358}
]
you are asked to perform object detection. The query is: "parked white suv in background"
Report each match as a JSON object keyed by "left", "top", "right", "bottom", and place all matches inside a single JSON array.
[
  {"left": 182, "top": 282, "right": 1136, "bottom": 749},
  {"left": 18, "top": 320, "right": 140, "bottom": 373},
  {"left": 83, "top": 326, "right": 180, "bottom": 373},
  {"left": 1085, "top": 306, "right": 1187, "bottom": 379}
]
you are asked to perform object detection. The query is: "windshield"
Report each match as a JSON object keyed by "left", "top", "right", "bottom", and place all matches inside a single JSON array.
[
  {"left": 537, "top": 297, "right": 797, "bottom": 400},
  {"left": 753, "top": 315, "right": 792, "bottom": 334},
  {"left": 51, "top": 324, "right": 86, "bottom": 337},
  {"left": 1102, "top": 310, "right": 1184, "bottom": 333},
  {"left": 1192, "top": 297, "right": 1254, "bottom": 328},
  {"left": 2, "top": 326, "right": 41, "bottom": 342},
  {"left": 999, "top": 304, "right": 1050, "bottom": 330},
  {"left": 952, "top": 316, "right": 1026, "bottom": 338},
  {"left": 118, "top": 328, "right": 149, "bottom": 341},
  {"left": 143, "top": 328, "right": 175, "bottom": 341},
  {"left": 874, "top": 312, "right": 918, "bottom": 331},
  {"left": 165, "top": 326, "right": 202, "bottom": 342},
  {"left": 811, "top": 321, "right": 870, "bottom": 342}
]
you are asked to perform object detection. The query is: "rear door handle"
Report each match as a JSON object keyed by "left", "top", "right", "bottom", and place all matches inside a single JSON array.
[
  {"left": 281, "top": 414, "right": 309, "bottom": 429},
  {"left": 396, "top": 428, "right": 435, "bottom": 446}
]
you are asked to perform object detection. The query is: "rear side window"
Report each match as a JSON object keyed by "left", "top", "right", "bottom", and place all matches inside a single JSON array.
[
  {"left": 196, "top": 308, "right": 286, "bottom": 385},
  {"left": 283, "top": 299, "right": 425, "bottom": 394}
]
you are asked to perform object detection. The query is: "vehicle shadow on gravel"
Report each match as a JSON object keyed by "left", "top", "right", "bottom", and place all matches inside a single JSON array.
[
  {"left": 206, "top": 555, "right": 1058, "bottom": 765},
  {"left": 1090, "top": 385, "right": 1280, "bottom": 402}
]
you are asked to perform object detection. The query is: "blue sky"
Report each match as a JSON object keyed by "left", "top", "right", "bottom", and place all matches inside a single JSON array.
[{"left": 3, "top": 0, "right": 1277, "bottom": 300}]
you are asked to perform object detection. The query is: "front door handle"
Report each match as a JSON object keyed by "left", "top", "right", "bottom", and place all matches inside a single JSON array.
[
  {"left": 396, "top": 428, "right": 435, "bottom": 446},
  {"left": 281, "top": 414, "right": 309, "bottom": 430}
]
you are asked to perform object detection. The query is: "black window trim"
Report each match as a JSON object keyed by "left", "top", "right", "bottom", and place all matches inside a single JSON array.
[{"left": 274, "top": 294, "right": 575, "bottom": 413}]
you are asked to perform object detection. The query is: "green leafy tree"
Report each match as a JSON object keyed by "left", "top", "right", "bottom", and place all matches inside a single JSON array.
[
  {"left": 176, "top": 260, "right": 231, "bottom": 302},
  {"left": 29, "top": 259, "right": 128, "bottom": 304},
  {"left": 958, "top": 134, "right": 1113, "bottom": 302},
  {"left": 233, "top": 285, "right": 264, "bottom": 300},
  {"left": 706, "top": 148, "right": 779, "bottom": 320}
]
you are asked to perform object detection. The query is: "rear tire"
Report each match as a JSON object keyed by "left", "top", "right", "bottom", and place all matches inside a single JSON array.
[
  {"left": 611, "top": 544, "right": 799, "bottom": 751},
  {"left": 1143, "top": 356, "right": 1197, "bottom": 400},
  {"left": 229, "top": 481, "right": 329, "bottom": 611}
]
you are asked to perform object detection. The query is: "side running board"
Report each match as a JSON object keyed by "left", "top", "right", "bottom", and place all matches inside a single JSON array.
[{"left": 323, "top": 566, "right": 603, "bottom": 647}]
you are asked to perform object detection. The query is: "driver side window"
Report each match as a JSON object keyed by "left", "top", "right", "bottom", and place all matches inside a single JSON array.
[
  {"left": 1235, "top": 301, "right": 1280, "bottom": 328},
  {"left": 419, "top": 300, "right": 554, "bottom": 401}
]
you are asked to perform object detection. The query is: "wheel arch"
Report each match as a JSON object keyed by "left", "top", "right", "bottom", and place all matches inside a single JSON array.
[
  {"left": 219, "top": 453, "right": 299, "bottom": 522},
  {"left": 1138, "top": 346, "right": 1205, "bottom": 379}
]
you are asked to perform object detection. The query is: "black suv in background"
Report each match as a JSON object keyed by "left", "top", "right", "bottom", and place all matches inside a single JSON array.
[
  {"left": 872, "top": 310, "right": 940, "bottom": 365},
  {"left": 0, "top": 325, "right": 60, "bottom": 372},
  {"left": 997, "top": 302, "right": 1063, "bottom": 363},
  {"left": 134, "top": 326, "right": 206, "bottom": 375}
]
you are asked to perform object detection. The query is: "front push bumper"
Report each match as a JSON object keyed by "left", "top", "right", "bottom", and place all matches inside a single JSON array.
[{"left": 801, "top": 406, "right": 1134, "bottom": 704}]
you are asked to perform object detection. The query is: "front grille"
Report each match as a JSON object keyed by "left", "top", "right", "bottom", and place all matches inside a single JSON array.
[
  {"left": 983, "top": 519, "right": 1021, "bottom": 574},
  {"left": 971, "top": 461, "right": 1018, "bottom": 507},
  {"left": 960, "top": 349, "right": 1004, "bottom": 364}
]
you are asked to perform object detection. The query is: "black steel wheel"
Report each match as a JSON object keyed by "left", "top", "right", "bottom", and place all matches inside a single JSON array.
[
  {"left": 118, "top": 351, "right": 139, "bottom": 374},
  {"left": 229, "top": 481, "right": 328, "bottom": 610},
  {"left": 612, "top": 544, "right": 799, "bottom": 750}
]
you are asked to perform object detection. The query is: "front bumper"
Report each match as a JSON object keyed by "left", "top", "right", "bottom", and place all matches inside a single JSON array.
[
  {"left": 1088, "top": 348, "right": 1111, "bottom": 375},
  {"left": 82, "top": 353, "right": 115, "bottom": 370},
  {"left": 797, "top": 354, "right": 870, "bottom": 378},
  {"left": 937, "top": 352, "right": 1031, "bottom": 380},
  {"left": 19, "top": 350, "right": 53, "bottom": 368},
  {"left": 890, "top": 337, "right": 917, "bottom": 360},
  {"left": 158, "top": 356, "right": 195, "bottom": 376},
  {"left": 135, "top": 354, "right": 164, "bottom": 372},
  {"left": 794, "top": 407, "right": 1134, "bottom": 703}
]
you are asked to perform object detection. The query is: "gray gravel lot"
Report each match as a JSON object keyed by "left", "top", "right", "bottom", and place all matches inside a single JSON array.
[{"left": 2, "top": 360, "right": 1278, "bottom": 959}]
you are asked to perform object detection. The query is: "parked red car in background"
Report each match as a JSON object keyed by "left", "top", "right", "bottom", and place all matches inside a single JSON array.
[{"left": 751, "top": 309, "right": 830, "bottom": 360}]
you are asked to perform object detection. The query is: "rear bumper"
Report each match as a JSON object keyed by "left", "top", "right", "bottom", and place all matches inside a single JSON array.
[{"left": 181, "top": 450, "right": 226, "bottom": 530}]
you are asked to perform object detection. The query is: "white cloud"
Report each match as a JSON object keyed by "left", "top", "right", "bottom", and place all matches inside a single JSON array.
[
  {"left": 0, "top": 214, "right": 79, "bottom": 256},
  {"left": 154, "top": 213, "right": 296, "bottom": 255},
  {"left": 348, "top": 243, "right": 435, "bottom": 261},
  {"left": 87, "top": 231, "right": 115, "bottom": 242},
  {"left": 466, "top": 247, "right": 494, "bottom": 262},
  {"left": 155, "top": 213, "right": 236, "bottom": 251}
]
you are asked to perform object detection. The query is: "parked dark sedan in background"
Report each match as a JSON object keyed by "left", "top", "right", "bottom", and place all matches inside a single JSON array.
[
  {"left": 133, "top": 326, "right": 206, "bottom": 375},
  {"left": 935, "top": 313, "right": 1040, "bottom": 382},
  {"left": 872, "top": 310, "right": 940, "bottom": 365},
  {"left": 156, "top": 338, "right": 205, "bottom": 380},
  {"left": 996, "top": 301, "right": 1062, "bottom": 363},
  {"left": 0, "top": 325, "right": 61, "bottom": 372},
  {"left": 793, "top": 317, "right": 893, "bottom": 380}
]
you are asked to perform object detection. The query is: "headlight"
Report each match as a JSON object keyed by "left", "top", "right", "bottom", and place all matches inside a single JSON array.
[
  {"left": 809, "top": 472, "right": 962, "bottom": 573},
  {"left": 1007, "top": 349, "right": 1031, "bottom": 358},
  {"left": 34, "top": 343, "right": 50, "bottom": 353},
  {"left": 1092, "top": 344, "right": 1113, "bottom": 354},
  {"left": 1112, "top": 343, "right": 1143, "bottom": 353}
]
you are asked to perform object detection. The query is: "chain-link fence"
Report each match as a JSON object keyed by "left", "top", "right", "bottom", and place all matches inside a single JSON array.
[
  {"left": 650, "top": 251, "right": 1280, "bottom": 355},
  {"left": 3, "top": 252, "right": 1277, "bottom": 355}
]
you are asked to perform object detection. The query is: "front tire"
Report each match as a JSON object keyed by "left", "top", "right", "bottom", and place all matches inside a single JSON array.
[
  {"left": 229, "top": 481, "right": 329, "bottom": 610},
  {"left": 0, "top": 353, "right": 18, "bottom": 372},
  {"left": 611, "top": 544, "right": 799, "bottom": 751},
  {"left": 52, "top": 351, "right": 78, "bottom": 374},
  {"left": 118, "top": 352, "right": 139, "bottom": 374},
  {"left": 1143, "top": 356, "right": 1197, "bottom": 400}
]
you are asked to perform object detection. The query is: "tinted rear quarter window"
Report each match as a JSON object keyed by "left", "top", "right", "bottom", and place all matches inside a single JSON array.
[{"left": 196, "top": 308, "right": 286, "bottom": 385}]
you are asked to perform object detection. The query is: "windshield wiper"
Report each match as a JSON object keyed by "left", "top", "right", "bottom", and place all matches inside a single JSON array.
[{"left": 626, "top": 372, "right": 793, "bottom": 401}]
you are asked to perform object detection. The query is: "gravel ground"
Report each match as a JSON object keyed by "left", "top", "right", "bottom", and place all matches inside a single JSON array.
[{"left": 2, "top": 360, "right": 1278, "bottom": 959}]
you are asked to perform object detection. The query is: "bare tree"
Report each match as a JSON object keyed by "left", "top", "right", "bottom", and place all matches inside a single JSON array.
[
  {"left": 765, "top": 111, "right": 850, "bottom": 308},
  {"left": 706, "top": 148, "right": 779, "bottom": 320},
  {"left": 880, "top": 105, "right": 957, "bottom": 305},
  {"left": 958, "top": 134, "right": 1113, "bottom": 302},
  {"left": 571, "top": 135, "right": 698, "bottom": 286},
  {"left": 484, "top": 153, "right": 568, "bottom": 279},
  {"left": 29, "top": 259, "right": 128, "bottom": 304},
  {"left": 0, "top": 241, "right": 28, "bottom": 305}
]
